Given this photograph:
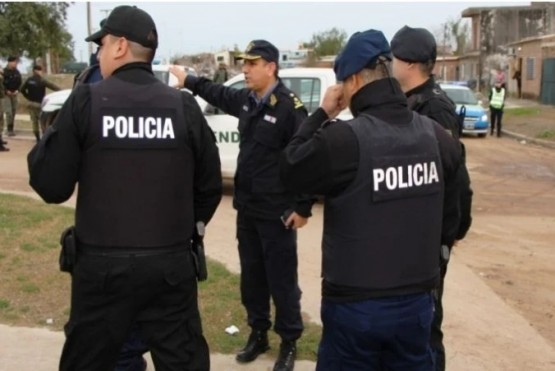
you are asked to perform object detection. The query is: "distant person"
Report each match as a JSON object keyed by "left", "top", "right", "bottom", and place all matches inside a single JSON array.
[
  {"left": 20, "top": 65, "right": 61, "bottom": 141},
  {"left": 513, "top": 69, "right": 522, "bottom": 99},
  {"left": 212, "top": 62, "right": 228, "bottom": 84},
  {"left": 3, "top": 56, "right": 22, "bottom": 137},
  {"left": 0, "top": 67, "right": 8, "bottom": 151},
  {"left": 489, "top": 80, "right": 506, "bottom": 137}
]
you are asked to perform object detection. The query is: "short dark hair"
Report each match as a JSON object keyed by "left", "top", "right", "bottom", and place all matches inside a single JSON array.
[{"left": 418, "top": 60, "right": 435, "bottom": 76}]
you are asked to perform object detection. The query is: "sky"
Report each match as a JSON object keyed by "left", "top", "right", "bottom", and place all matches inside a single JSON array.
[{"left": 66, "top": 0, "right": 530, "bottom": 64}]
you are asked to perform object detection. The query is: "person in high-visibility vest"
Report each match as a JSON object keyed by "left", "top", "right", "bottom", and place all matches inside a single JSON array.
[{"left": 489, "top": 80, "right": 506, "bottom": 137}]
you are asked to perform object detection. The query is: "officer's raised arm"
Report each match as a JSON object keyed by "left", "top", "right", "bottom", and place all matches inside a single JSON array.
[{"left": 170, "top": 65, "right": 248, "bottom": 118}]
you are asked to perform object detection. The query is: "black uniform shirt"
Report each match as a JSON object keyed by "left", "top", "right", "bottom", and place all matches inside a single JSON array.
[
  {"left": 3, "top": 66, "right": 22, "bottom": 92},
  {"left": 21, "top": 74, "right": 61, "bottom": 103},
  {"left": 406, "top": 77, "right": 460, "bottom": 138},
  {"left": 406, "top": 77, "right": 473, "bottom": 240},
  {"left": 28, "top": 62, "right": 222, "bottom": 225},
  {"left": 184, "top": 75, "right": 314, "bottom": 220}
]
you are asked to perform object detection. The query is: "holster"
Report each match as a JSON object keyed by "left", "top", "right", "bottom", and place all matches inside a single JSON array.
[
  {"left": 191, "top": 221, "right": 208, "bottom": 281},
  {"left": 59, "top": 226, "right": 77, "bottom": 273}
]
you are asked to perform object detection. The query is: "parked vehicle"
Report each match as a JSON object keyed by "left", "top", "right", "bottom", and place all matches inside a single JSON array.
[{"left": 440, "top": 83, "right": 489, "bottom": 137}]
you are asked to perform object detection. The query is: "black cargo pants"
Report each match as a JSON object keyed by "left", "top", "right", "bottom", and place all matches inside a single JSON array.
[{"left": 59, "top": 248, "right": 209, "bottom": 371}]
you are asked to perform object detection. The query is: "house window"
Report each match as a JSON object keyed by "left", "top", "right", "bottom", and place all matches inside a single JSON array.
[{"left": 526, "top": 57, "right": 535, "bottom": 80}]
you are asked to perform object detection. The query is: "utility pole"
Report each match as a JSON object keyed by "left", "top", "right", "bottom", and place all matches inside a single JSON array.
[
  {"left": 443, "top": 22, "right": 448, "bottom": 81},
  {"left": 87, "top": 2, "right": 93, "bottom": 57}
]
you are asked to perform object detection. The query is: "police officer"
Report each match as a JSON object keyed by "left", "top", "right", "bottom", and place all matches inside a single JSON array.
[
  {"left": 3, "top": 56, "right": 21, "bottom": 137},
  {"left": 20, "top": 65, "right": 61, "bottom": 141},
  {"left": 0, "top": 68, "right": 8, "bottom": 151},
  {"left": 171, "top": 40, "right": 313, "bottom": 371},
  {"left": 391, "top": 25, "right": 473, "bottom": 371},
  {"left": 489, "top": 79, "right": 506, "bottom": 137},
  {"left": 27, "top": 6, "right": 222, "bottom": 370},
  {"left": 280, "top": 29, "right": 462, "bottom": 370}
]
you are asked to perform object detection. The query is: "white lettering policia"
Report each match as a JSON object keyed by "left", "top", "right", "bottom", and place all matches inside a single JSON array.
[
  {"left": 102, "top": 115, "right": 176, "bottom": 139},
  {"left": 373, "top": 161, "right": 439, "bottom": 191}
]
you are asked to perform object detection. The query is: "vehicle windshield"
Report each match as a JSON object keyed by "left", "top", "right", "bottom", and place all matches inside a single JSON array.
[{"left": 443, "top": 87, "right": 479, "bottom": 105}]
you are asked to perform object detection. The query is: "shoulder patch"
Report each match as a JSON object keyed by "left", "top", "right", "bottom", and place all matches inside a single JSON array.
[
  {"left": 292, "top": 95, "right": 304, "bottom": 109},
  {"left": 269, "top": 94, "right": 277, "bottom": 107}
]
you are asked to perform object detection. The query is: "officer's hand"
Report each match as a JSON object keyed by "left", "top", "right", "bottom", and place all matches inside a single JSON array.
[
  {"left": 285, "top": 212, "right": 308, "bottom": 230},
  {"left": 169, "top": 65, "right": 188, "bottom": 89},
  {"left": 321, "top": 85, "right": 345, "bottom": 119}
]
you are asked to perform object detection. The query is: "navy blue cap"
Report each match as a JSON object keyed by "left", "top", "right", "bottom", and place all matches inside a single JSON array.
[
  {"left": 236, "top": 40, "right": 279, "bottom": 64},
  {"left": 334, "top": 30, "right": 391, "bottom": 82},
  {"left": 391, "top": 26, "right": 437, "bottom": 63}
]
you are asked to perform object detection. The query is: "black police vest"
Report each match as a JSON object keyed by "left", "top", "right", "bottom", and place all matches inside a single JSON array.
[
  {"left": 322, "top": 113, "right": 443, "bottom": 290},
  {"left": 75, "top": 77, "right": 194, "bottom": 248}
]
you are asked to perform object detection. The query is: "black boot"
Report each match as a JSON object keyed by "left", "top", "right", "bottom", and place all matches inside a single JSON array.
[
  {"left": 0, "top": 136, "right": 8, "bottom": 152},
  {"left": 273, "top": 340, "right": 296, "bottom": 371},
  {"left": 236, "top": 330, "right": 270, "bottom": 363}
]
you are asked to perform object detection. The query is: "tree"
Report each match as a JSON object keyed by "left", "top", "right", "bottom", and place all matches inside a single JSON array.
[
  {"left": 307, "top": 27, "right": 347, "bottom": 58},
  {"left": 433, "top": 18, "right": 471, "bottom": 56},
  {"left": 0, "top": 2, "right": 74, "bottom": 69},
  {"left": 449, "top": 18, "right": 470, "bottom": 56}
]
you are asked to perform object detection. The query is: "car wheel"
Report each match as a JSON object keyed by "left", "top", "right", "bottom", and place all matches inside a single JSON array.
[{"left": 478, "top": 133, "right": 487, "bottom": 138}]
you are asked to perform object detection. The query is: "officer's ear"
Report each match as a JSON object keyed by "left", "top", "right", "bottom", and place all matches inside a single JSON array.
[{"left": 113, "top": 37, "right": 130, "bottom": 60}]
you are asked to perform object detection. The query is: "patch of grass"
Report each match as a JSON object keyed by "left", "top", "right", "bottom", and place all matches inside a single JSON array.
[
  {"left": 199, "top": 259, "right": 320, "bottom": 360},
  {"left": 21, "top": 283, "right": 40, "bottom": 294},
  {"left": 504, "top": 107, "right": 541, "bottom": 116},
  {"left": 0, "top": 193, "right": 322, "bottom": 360},
  {"left": 537, "top": 129, "right": 555, "bottom": 139},
  {"left": 20, "top": 242, "right": 42, "bottom": 253}
]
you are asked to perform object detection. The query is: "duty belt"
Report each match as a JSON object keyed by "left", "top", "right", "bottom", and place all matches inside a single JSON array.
[{"left": 78, "top": 242, "right": 189, "bottom": 258}]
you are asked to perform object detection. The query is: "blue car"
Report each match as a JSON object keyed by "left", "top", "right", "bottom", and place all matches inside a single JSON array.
[{"left": 440, "top": 83, "right": 489, "bottom": 137}]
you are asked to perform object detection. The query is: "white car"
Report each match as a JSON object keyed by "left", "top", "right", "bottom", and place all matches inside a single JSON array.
[
  {"left": 197, "top": 68, "right": 351, "bottom": 178},
  {"left": 41, "top": 67, "right": 349, "bottom": 179}
]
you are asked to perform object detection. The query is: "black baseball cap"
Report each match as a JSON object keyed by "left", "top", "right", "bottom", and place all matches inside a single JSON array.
[
  {"left": 391, "top": 25, "right": 437, "bottom": 64},
  {"left": 85, "top": 5, "right": 158, "bottom": 50},
  {"left": 236, "top": 40, "right": 279, "bottom": 64}
]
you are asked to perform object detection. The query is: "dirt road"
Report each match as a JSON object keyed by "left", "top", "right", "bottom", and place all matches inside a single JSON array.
[{"left": 1, "top": 135, "right": 554, "bottom": 370}]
